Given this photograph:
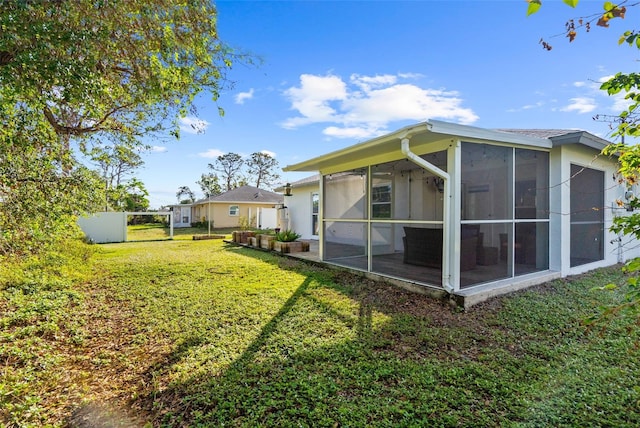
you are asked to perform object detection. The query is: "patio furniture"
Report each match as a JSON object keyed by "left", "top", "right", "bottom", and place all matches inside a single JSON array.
[{"left": 403, "top": 226, "right": 478, "bottom": 271}]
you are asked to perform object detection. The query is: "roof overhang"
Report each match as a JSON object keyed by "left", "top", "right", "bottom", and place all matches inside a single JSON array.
[
  {"left": 549, "top": 131, "right": 611, "bottom": 151},
  {"left": 284, "top": 120, "right": 552, "bottom": 173}
]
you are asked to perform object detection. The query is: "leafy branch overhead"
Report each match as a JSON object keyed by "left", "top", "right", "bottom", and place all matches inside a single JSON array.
[
  {"left": 0, "top": 1, "right": 247, "bottom": 256},
  {"left": 528, "top": 0, "right": 640, "bottom": 327},
  {"left": 528, "top": 0, "right": 629, "bottom": 49}
]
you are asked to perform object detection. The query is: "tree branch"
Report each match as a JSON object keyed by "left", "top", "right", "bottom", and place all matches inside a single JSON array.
[
  {"left": 0, "top": 51, "right": 13, "bottom": 66},
  {"left": 43, "top": 103, "right": 133, "bottom": 137}
]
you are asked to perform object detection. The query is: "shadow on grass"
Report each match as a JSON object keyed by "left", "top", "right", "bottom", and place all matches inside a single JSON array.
[
  {"left": 88, "top": 242, "right": 640, "bottom": 427},
  {"left": 127, "top": 246, "right": 525, "bottom": 426}
]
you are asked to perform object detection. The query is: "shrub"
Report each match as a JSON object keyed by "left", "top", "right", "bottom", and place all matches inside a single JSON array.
[
  {"left": 237, "top": 215, "right": 256, "bottom": 230},
  {"left": 275, "top": 229, "right": 301, "bottom": 242}
]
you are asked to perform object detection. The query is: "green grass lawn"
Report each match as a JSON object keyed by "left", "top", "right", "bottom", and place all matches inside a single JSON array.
[
  {"left": 126, "top": 223, "right": 234, "bottom": 241},
  {"left": 2, "top": 239, "right": 639, "bottom": 427}
]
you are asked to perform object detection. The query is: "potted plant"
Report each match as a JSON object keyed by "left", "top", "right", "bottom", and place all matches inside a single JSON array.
[{"left": 273, "top": 230, "right": 308, "bottom": 253}]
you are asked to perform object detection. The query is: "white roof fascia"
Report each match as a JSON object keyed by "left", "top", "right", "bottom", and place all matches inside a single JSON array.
[
  {"left": 283, "top": 122, "right": 430, "bottom": 172},
  {"left": 549, "top": 131, "right": 611, "bottom": 151},
  {"left": 427, "top": 120, "right": 553, "bottom": 149},
  {"left": 284, "top": 120, "right": 552, "bottom": 173}
]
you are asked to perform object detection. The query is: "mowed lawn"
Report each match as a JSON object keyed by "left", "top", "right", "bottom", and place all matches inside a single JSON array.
[{"left": 2, "top": 238, "right": 640, "bottom": 427}]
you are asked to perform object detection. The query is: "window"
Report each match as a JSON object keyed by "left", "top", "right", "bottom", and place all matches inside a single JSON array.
[
  {"left": 371, "top": 182, "right": 392, "bottom": 219},
  {"left": 324, "top": 170, "right": 367, "bottom": 219},
  {"left": 312, "top": 193, "right": 319, "bottom": 235},
  {"left": 570, "top": 165, "right": 604, "bottom": 267},
  {"left": 461, "top": 143, "right": 550, "bottom": 287},
  {"left": 229, "top": 205, "right": 239, "bottom": 216}
]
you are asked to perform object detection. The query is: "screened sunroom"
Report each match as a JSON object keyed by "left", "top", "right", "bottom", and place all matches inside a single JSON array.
[
  {"left": 284, "top": 120, "right": 629, "bottom": 301},
  {"left": 319, "top": 141, "right": 550, "bottom": 291}
]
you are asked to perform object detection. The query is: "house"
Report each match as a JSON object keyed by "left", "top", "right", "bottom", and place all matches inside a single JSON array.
[
  {"left": 275, "top": 174, "right": 321, "bottom": 240},
  {"left": 282, "top": 120, "right": 639, "bottom": 306},
  {"left": 187, "top": 185, "right": 285, "bottom": 229},
  {"left": 169, "top": 203, "right": 193, "bottom": 228}
]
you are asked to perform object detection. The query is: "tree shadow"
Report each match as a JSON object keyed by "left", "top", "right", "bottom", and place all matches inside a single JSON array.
[
  {"left": 68, "top": 241, "right": 621, "bottom": 427},
  {"left": 124, "top": 245, "right": 534, "bottom": 427}
]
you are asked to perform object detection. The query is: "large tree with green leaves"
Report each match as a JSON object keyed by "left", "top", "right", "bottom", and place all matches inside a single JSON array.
[
  {"left": 0, "top": 0, "right": 241, "bottom": 256},
  {"left": 246, "top": 152, "right": 281, "bottom": 189},
  {"left": 200, "top": 151, "right": 281, "bottom": 194},
  {"left": 197, "top": 172, "right": 223, "bottom": 198},
  {"left": 209, "top": 152, "right": 246, "bottom": 192},
  {"left": 90, "top": 144, "right": 145, "bottom": 211},
  {"left": 529, "top": 0, "right": 640, "bottom": 323},
  {"left": 176, "top": 185, "right": 196, "bottom": 204}
]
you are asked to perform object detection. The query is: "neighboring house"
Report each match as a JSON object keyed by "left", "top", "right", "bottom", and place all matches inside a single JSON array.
[
  {"left": 169, "top": 203, "right": 193, "bottom": 228},
  {"left": 190, "top": 185, "right": 285, "bottom": 229},
  {"left": 282, "top": 119, "right": 640, "bottom": 306}
]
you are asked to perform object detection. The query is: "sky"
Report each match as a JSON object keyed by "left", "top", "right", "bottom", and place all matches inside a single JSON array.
[{"left": 137, "top": 0, "right": 640, "bottom": 209}]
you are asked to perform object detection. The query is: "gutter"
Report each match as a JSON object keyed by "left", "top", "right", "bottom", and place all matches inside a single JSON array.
[{"left": 400, "top": 135, "right": 454, "bottom": 294}]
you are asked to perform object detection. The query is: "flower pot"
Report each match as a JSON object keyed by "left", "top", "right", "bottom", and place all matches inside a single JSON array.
[
  {"left": 233, "top": 231, "right": 255, "bottom": 244},
  {"left": 260, "top": 235, "right": 276, "bottom": 250},
  {"left": 273, "top": 240, "right": 307, "bottom": 253}
]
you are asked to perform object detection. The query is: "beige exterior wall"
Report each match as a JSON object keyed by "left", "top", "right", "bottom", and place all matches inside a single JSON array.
[{"left": 193, "top": 202, "right": 280, "bottom": 229}]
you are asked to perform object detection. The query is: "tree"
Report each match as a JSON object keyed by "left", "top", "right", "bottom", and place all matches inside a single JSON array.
[
  {"left": 246, "top": 152, "right": 281, "bottom": 189},
  {"left": 198, "top": 151, "right": 280, "bottom": 195},
  {"left": 209, "top": 153, "right": 245, "bottom": 191},
  {"left": 122, "top": 179, "right": 150, "bottom": 212},
  {"left": 529, "top": 0, "right": 640, "bottom": 323},
  {"left": 176, "top": 186, "right": 196, "bottom": 204},
  {"left": 90, "top": 144, "right": 145, "bottom": 210},
  {"left": 0, "top": 1, "right": 244, "bottom": 256},
  {"left": 197, "top": 173, "right": 223, "bottom": 197}
]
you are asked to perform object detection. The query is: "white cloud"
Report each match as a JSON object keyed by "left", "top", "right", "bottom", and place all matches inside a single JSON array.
[
  {"left": 397, "top": 72, "right": 424, "bottom": 80},
  {"left": 282, "top": 74, "right": 348, "bottom": 129},
  {"left": 596, "top": 74, "right": 633, "bottom": 113},
  {"left": 260, "top": 149, "right": 277, "bottom": 158},
  {"left": 350, "top": 73, "right": 398, "bottom": 91},
  {"left": 149, "top": 145, "right": 167, "bottom": 153},
  {"left": 197, "top": 148, "right": 225, "bottom": 159},
  {"left": 323, "top": 126, "right": 382, "bottom": 139},
  {"left": 179, "top": 116, "right": 210, "bottom": 134},
  {"left": 561, "top": 97, "right": 597, "bottom": 114},
  {"left": 610, "top": 93, "right": 632, "bottom": 113},
  {"left": 281, "top": 72, "right": 478, "bottom": 138},
  {"left": 235, "top": 88, "right": 255, "bottom": 104},
  {"left": 598, "top": 75, "right": 615, "bottom": 83},
  {"left": 507, "top": 101, "right": 544, "bottom": 113},
  {"left": 573, "top": 81, "right": 587, "bottom": 87}
]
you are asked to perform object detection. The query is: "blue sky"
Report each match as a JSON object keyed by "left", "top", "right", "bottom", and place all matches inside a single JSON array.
[{"left": 138, "top": 0, "right": 639, "bottom": 208}]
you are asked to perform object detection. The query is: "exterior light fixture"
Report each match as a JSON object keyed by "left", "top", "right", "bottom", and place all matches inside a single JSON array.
[
  {"left": 433, "top": 177, "right": 445, "bottom": 193},
  {"left": 284, "top": 183, "right": 292, "bottom": 197}
]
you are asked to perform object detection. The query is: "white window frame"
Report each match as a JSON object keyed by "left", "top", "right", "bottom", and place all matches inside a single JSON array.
[
  {"left": 229, "top": 205, "right": 239, "bottom": 216},
  {"left": 312, "top": 192, "right": 319, "bottom": 236},
  {"left": 371, "top": 182, "right": 392, "bottom": 219}
]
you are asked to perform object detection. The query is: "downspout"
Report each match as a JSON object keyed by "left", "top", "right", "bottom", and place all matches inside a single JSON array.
[{"left": 400, "top": 136, "right": 454, "bottom": 293}]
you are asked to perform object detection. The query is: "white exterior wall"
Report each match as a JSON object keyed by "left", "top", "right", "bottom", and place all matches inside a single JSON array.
[
  {"left": 172, "top": 205, "right": 192, "bottom": 228},
  {"left": 552, "top": 145, "right": 640, "bottom": 277},
  {"left": 77, "top": 212, "right": 127, "bottom": 243},
  {"left": 285, "top": 182, "right": 319, "bottom": 240},
  {"left": 549, "top": 146, "right": 564, "bottom": 273}
]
